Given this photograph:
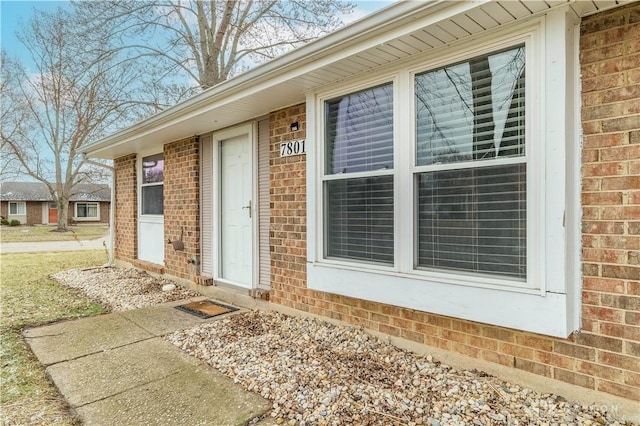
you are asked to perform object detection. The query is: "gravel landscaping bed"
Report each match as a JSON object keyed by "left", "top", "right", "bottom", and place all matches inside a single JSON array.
[
  {"left": 168, "top": 311, "right": 631, "bottom": 426},
  {"left": 52, "top": 266, "right": 199, "bottom": 311},
  {"left": 52, "top": 267, "right": 632, "bottom": 425}
]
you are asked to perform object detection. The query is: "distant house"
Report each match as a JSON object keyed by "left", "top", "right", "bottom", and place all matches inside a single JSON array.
[
  {"left": 0, "top": 182, "right": 110, "bottom": 225},
  {"left": 84, "top": 1, "right": 639, "bottom": 405}
]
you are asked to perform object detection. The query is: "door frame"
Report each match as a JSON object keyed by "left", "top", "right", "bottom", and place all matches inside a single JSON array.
[
  {"left": 211, "top": 123, "right": 258, "bottom": 289},
  {"left": 48, "top": 203, "right": 58, "bottom": 224}
]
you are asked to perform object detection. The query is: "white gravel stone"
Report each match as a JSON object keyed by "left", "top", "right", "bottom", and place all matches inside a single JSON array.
[{"left": 52, "top": 266, "right": 199, "bottom": 311}]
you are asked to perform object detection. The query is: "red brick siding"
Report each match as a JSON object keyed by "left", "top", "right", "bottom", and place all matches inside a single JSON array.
[
  {"left": 114, "top": 154, "right": 137, "bottom": 262},
  {"left": 579, "top": 2, "right": 640, "bottom": 400},
  {"left": 163, "top": 137, "right": 200, "bottom": 279},
  {"left": 25, "top": 201, "right": 42, "bottom": 225},
  {"left": 268, "top": 3, "right": 640, "bottom": 402},
  {"left": 269, "top": 104, "right": 312, "bottom": 312},
  {"left": 99, "top": 202, "right": 110, "bottom": 224}
]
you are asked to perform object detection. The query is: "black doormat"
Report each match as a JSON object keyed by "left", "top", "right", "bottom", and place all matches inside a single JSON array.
[{"left": 175, "top": 300, "right": 238, "bottom": 319}]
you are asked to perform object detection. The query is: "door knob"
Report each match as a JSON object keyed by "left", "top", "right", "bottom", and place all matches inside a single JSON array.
[{"left": 242, "top": 200, "right": 252, "bottom": 218}]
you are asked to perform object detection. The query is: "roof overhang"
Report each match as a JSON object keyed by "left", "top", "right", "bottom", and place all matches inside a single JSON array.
[{"left": 84, "top": 0, "right": 631, "bottom": 159}]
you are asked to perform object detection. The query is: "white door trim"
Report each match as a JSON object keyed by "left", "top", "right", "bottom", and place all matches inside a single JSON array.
[{"left": 212, "top": 123, "right": 257, "bottom": 289}]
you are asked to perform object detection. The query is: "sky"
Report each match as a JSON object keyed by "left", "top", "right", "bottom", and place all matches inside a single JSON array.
[{"left": 1, "top": 0, "right": 394, "bottom": 70}]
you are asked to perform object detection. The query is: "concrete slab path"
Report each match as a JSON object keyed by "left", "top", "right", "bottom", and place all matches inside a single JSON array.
[
  {"left": 0, "top": 236, "right": 109, "bottom": 253},
  {"left": 23, "top": 301, "right": 273, "bottom": 426}
]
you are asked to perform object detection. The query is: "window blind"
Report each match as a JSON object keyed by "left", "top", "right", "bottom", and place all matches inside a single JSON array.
[
  {"left": 415, "top": 45, "right": 525, "bottom": 166},
  {"left": 326, "top": 176, "right": 394, "bottom": 264},
  {"left": 416, "top": 164, "right": 526, "bottom": 279},
  {"left": 325, "top": 83, "right": 394, "bottom": 174}
]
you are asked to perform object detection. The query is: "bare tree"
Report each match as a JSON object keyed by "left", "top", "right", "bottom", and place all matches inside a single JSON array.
[
  {"left": 73, "top": 0, "right": 355, "bottom": 92},
  {"left": 1, "top": 9, "right": 149, "bottom": 231}
]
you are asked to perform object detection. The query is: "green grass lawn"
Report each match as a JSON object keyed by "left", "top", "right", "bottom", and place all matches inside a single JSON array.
[
  {"left": 0, "top": 225, "right": 109, "bottom": 243},
  {"left": 0, "top": 250, "right": 109, "bottom": 425}
]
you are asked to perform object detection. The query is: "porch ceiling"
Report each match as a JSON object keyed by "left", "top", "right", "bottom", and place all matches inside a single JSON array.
[{"left": 84, "top": 0, "right": 630, "bottom": 160}]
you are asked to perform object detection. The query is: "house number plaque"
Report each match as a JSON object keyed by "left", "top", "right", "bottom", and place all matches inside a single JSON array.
[{"left": 279, "top": 139, "right": 306, "bottom": 157}]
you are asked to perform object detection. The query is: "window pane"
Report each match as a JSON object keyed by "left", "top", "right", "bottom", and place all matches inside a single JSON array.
[
  {"left": 325, "top": 83, "right": 394, "bottom": 174},
  {"left": 77, "top": 203, "right": 88, "bottom": 217},
  {"left": 326, "top": 176, "right": 394, "bottom": 264},
  {"left": 142, "top": 153, "right": 164, "bottom": 184},
  {"left": 416, "top": 164, "right": 526, "bottom": 279},
  {"left": 142, "top": 185, "right": 163, "bottom": 215},
  {"left": 88, "top": 204, "right": 98, "bottom": 217},
  {"left": 416, "top": 46, "right": 525, "bottom": 166}
]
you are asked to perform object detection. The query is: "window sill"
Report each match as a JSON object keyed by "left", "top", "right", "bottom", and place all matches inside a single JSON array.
[{"left": 307, "top": 261, "right": 575, "bottom": 338}]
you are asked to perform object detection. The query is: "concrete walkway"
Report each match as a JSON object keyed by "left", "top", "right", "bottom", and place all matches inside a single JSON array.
[
  {"left": 23, "top": 300, "right": 273, "bottom": 426},
  {"left": 0, "top": 236, "right": 108, "bottom": 253}
]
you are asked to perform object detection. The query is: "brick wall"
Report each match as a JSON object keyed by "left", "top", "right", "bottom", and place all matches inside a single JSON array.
[
  {"left": 578, "top": 2, "right": 640, "bottom": 400},
  {"left": 269, "top": 104, "right": 310, "bottom": 309},
  {"left": 99, "top": 202, "right": 110, "bottom": 224},
  {"left": 268, "top": 4, "right": 639, "bottom": 402},
  {"left": 114, "top": 154, "right": 137, "bottom": 262},
  {"left": 163, "top": 137, "right": 200, "bottom": 279},
  {"left": 25, "top": 201, "right": 42, "bottom": 225}
]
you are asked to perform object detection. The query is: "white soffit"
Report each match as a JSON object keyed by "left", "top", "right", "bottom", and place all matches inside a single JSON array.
[{"left": 84, "top": 0, "right": 632, "bottom": 159}]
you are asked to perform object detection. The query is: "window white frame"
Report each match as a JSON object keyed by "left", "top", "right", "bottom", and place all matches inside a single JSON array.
[
  {"left": 74, "top": 202, "right": 100, "bottom": 220},
  {"left": 307, "top": 12, "right": 581, "bottom": 337},
  {"left": 8, "top": 202, "right": 26, "bottom": 216}
]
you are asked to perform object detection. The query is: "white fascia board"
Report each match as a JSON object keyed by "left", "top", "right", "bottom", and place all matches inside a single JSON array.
[{"left": 84, "top": 0, "right": 491, "bottom": 159}]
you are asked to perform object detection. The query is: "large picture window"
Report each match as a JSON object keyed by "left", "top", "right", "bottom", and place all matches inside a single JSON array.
[
  {"left": 75, "top": 202, "right": 99, "bottom": 219},
  {"left": 141, "top": 153, "right": 164, "bottom": 215},
  {"left": 310, "top": 16, "right": 579, "bottom": 337},
  {"left": 323, "top": 83, "right": 394, "bottom": 264}
]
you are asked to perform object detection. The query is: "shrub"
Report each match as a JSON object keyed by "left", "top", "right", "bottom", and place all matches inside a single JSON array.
[
  {"left": 9, "top": 219, "right": 21, "bottom": 226},
  {"left": 1, "top": 219, "right": 9, "bottom": 226}
]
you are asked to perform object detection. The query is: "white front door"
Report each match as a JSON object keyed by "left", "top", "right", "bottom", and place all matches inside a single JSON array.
[{"left": 220, "top": 133, "right": 253, "bottom": 287}]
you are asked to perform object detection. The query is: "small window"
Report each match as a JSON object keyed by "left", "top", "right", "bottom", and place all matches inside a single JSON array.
[
  {"left": 141, "top": 153, "right": 164, "bottom": 215},
  {"left": 76, "top": 202, "right": 99, "bottom": 219},
  {"left": 9, "top": 202, "right": 26, "bottom": 215}
]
